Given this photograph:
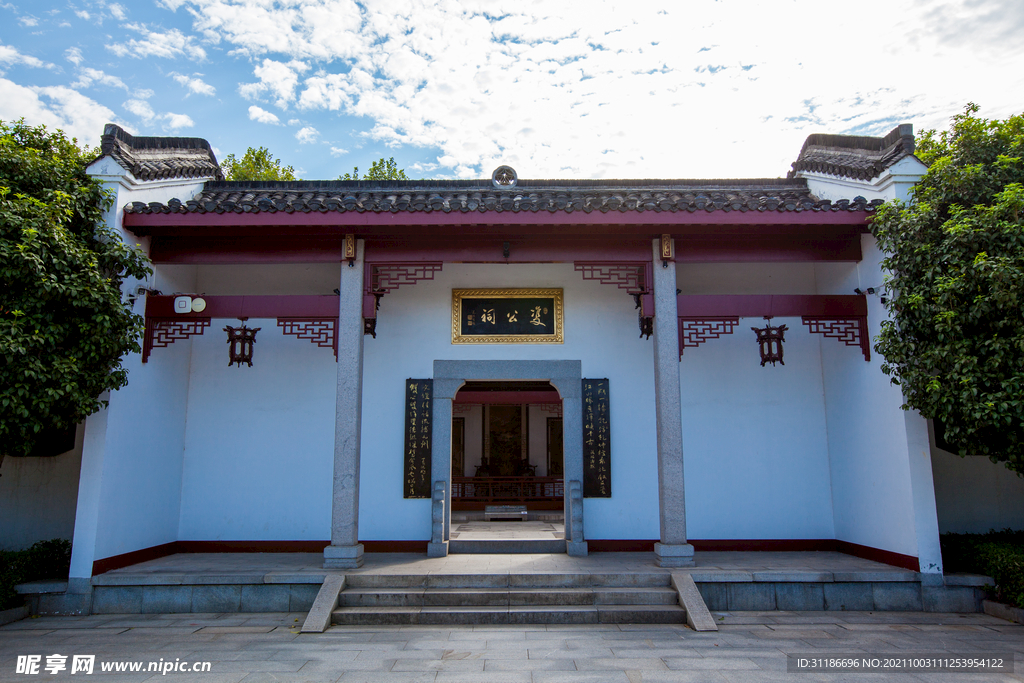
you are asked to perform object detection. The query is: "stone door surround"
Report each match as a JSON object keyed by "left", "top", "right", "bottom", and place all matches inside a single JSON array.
[{"left": 429, "top": 360, "right": 586, "bottom": 556}]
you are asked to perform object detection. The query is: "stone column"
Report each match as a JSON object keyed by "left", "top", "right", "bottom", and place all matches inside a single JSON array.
[
  {"left": 651, "top": 238, "right": 694, "bottom": 567},
  {"left": 550, "top": 376, "right": 587, "bottom": 556},
  {"left": 325, "top": 240, "right": 366, "bottom": 568},
  {"left": 428, "top": 378, "right": 462, "bottom": 557}
]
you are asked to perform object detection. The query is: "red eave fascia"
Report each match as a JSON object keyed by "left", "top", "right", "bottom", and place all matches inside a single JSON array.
[{"left": 123, "top": 208, "right": 872, "bottom": 235}]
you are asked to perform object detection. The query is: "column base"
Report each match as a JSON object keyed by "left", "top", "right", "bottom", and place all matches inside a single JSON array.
[
  {"left": 427, "top": 541, "right": 449, "bottom": 558},
  {"left": 566, "top": 541, "right": 588, "bottom": 557},
  {"left": 324, "top": 543, "right": 364, "bottom": 569},
  {"left": 654, "top": 542, "right": 694, "bottom": 568}
]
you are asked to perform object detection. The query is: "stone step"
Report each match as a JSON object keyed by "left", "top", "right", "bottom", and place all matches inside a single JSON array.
[
  {"left": 448, "top": 539, "right": 566, "bottom": 554},
  {"left": 332, "top": 604, "right": 687, "bottom": 626},
  {"left": 342, "top": 572, "right": 673, "bottom": 589},
  {"left": 338, "top": 586, "right": 679, "bottom": 608}
]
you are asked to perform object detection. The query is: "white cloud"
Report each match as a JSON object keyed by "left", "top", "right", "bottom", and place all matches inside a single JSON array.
[
  {"left": 73, "top": 67, "right": 128, "bottom": 91},
  {"left": 248, "top": 105, "right": 279, "bottom": 124},
  {"left": 239, "top": 59, "right": 308, "bottom": 109},
  {"left": 107, "top": 24, "right": 207, "bottom": 61},
  {"left": 75, "top": 10, "right": 90, "bottom": 20},
  {"left": 295, "top": 125, "right": 318, "bottom": 143},
  {"left": 108, "top": 3, "right": 127, "bottom": 20},
  {"left": 163, "top": 112, "right": 194, "bottom": 130},
  {"left": 171, "top": 71, "right": 215, "bottom": 96},
  {"left": 123, "top": 98, "right": 156, "bottom": 120},
  {"left": 123, "top": 98, "right": 195, "bottom": 131},
  {"left": 0, "top": 78, "right": 118, "bottom": 146},
  {"left": 287, "top": 118, "right": 299, "bottom": 125},
  {"left": 64, "top": 47, "right": 84, "bottom": 66},
  {"left": 329, "top": 146, "right": 348, "bottom": 156},
  {"left": 135, "top": 88, "right": 155, "bottom": 99},
  {"left": 165, "top": 0, "right": 1024, "bottom": 178},
  {"left": 18, "top": 16, "right": 38, "bottom": 27},
  {"left": 0, "top": 43, "right": 52, "bottom": 70}
]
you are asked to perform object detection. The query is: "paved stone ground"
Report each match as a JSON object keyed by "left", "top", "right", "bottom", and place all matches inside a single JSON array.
[{"left": 1, "top": 611, "right": 1020, "bottom": 682}]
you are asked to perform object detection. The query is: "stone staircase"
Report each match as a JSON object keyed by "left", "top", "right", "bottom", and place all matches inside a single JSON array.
[{"left": 332, "top": 573, "right": 687, "bottom": 625}]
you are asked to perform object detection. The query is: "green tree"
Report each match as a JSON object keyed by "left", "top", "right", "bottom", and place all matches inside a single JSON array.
[
  {"left": 339, "top": 157, "right": 409, "bottom": 180},
  {"left": 221, "top": 146, "right": 297, "bottom": 181},
  {"left": 0, "top": 120, "right": 150, "bottom": 463},
  {"left": 871, "top": 104, "right": 1024, "bottom": 474}
]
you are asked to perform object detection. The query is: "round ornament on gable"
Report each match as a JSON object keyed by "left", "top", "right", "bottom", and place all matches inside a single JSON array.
[{"left": 492, "top": 165, "right": 517, "bottom": 188}]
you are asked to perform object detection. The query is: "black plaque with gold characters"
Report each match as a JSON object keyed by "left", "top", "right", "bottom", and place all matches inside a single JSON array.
[
  {"left": 582, "top": 378, "right": 611, "bottom": 498},
  {"left": 452, "top": 288, "right": 563, "bottom": 344},
  {"left": 404, "top": 379, "right": 432, "bottom": 498}
]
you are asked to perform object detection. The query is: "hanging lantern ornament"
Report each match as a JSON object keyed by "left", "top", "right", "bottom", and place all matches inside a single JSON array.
[
  {"left": 751, "top": 316, "right": 787, "bottom": 366},
  {"left": 225, "top": 319, "right": 260, "bottom": 367}
]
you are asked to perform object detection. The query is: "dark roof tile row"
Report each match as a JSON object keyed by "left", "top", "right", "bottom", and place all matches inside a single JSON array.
[
  {"left": 789, "top": 124, "right": 917, "bottom": 181},
  {"left": 127, "top": 180, "right": 882, "bottom": 216},
  {"left": 99, "top": 123, "right": 223, "bottom": 182}
]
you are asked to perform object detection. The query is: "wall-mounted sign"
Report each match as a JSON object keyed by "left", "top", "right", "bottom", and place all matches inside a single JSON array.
[
  {"left": 582, "top": 378, "right": 611, "bottom": 498},
  {"left": 452, "top": 288, "right": 563, "bottom": 344},
  {"left": 404, "top": 379, "right": 432, "bottom": 499}
]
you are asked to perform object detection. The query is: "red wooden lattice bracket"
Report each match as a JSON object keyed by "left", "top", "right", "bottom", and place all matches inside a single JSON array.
[
  {"left": 802, "top": 316, "right": 870, "bottom": 361},
  {"left": 363, "top": 262, "right": 444, "bottom": 323},
  {"left": 142, "top": 318, "right": 211, "bottom": 363},
  {"left": 277, "top": 318, "right": 339, "bottom": 360},
  {"left": 572, "top": 261, "right": 651, "bottom": 295},
  {"left": 678, "top": 317, "right": 740, "bottom": 357}
]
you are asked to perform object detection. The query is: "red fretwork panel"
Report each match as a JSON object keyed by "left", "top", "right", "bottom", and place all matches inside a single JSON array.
[
  {"left": 366, "top": 262, "right": 444, "bottom": 295},
  {"left": 142, "top": 318, "right": 211, "bottom": 363},
  {"left": 573, "top": 261, "right": 651, "bottom": 295},
  {"left": 538, "top": 403, "right": 563, "bottom": 417},
  {"left": 277, "top": 318, "right": 339, "bottom": 360},
  {"left": 678, "top": 317, "right": 739, "bottom": 357},
  {"left": 802, "top": 316, "right": 870, "bottom": 361}
]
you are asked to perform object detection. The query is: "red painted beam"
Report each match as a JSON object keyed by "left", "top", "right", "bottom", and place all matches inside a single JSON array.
[
  {"left": 676, "top": 294, "right": 867, "bottom": 317},
  {"left": 145, "top": 295, "right": 339, "bottom": 318},
  {"left": 125, "top": 208, "right": 871, "bottom": 232},
  {"left": 454, "top": 391, "right": 561, "bottom": 404}
]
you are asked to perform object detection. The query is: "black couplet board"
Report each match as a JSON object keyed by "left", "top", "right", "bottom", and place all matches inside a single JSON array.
[
  {"left": 459, "top": 297, "right": 556, "bottom": 336},
  {"left": 582, "top": 378, "right": 611, "bottom": 498},
  {"left": 404, "top": 379, "right": 432, "bottom": 499}
]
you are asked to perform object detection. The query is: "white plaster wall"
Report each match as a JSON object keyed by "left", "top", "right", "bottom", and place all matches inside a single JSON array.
[
  {"left": 678, "top": 314, "right": 836, "bottom": 540},
  {"left": 799, "top": 156, "right": 927, "bottom": 204},
  {"left": 931, "top": 445, "right": 1024, "bottom": 533},
  {"left": 70, "top": 170, "right": 208, "bottom": 577},
  {"left": 0, "top": 425, "right": 83, "bottom": 550},
  {"left": 359, "top": 264, "right": 659, "bottom": 541},
  {"left": 177, "top": 320, "right": 336, "bottom": 540},
  {"left": 815, "top": 236, "right": 940, "bottom": 564}
]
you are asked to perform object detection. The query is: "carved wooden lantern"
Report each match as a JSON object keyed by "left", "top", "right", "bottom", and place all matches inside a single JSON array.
[
  {"left": 225, "top": 320, "right": 260, "bottom": 367},
  {"left": 751, "top": 316, "right": 787, "bottom": 366}
]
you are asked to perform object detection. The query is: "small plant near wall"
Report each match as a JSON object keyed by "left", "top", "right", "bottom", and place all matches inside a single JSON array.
[
  {"left": 941, "top": 530, "right": 1024, "bottom": 609},
  {"left": 0, "top": 539, "right": 71, "bottom": 610}
]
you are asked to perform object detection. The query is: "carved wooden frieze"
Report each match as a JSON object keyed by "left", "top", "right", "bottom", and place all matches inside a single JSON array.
[
  {"left": 142, "top": 318, "right": 211, "bottom": 363},
  {"left": 802, "top": 316, "right": 870, "bottom": 361},
  {"left": 678, "top": 317, "right": 740, "bottom": 357},
  {"left": 277, "top": 318, "right": 338, "bottom": 359}
]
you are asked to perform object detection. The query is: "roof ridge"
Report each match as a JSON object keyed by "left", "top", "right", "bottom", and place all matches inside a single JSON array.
[
  {"left": 98, "top": 123, "right": 223, "bottom": 182},
  {"left": 788, "top": 124, "right": 916, "bottom": 181}
]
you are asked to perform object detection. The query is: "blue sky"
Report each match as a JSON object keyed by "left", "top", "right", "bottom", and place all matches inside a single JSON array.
[{"left": 1, "top": 0, "right": 1022, "bottom": 180}]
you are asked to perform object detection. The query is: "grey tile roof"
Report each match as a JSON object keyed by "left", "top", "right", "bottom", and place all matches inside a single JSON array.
[
  {"left": 789, "top": 124, "right": 917, "bottom": 181},
  {"left": 125, "top": 177, "right": 882, "bottom": 216},
  {"left": 99, "top": 123, "right": 223, "bottom": 182}
]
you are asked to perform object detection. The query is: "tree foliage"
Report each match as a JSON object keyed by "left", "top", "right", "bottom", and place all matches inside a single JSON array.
[
  {"left": 221, "top": 146, "right": 297, "bottom": 181},
  {"left": 339, "top": 157, "right": 409, "bottom": 180},
  {"left": 0, "top": 120, "right": 150, "bottom": 460},
  {"left": 871, "top": 104, "right": 1024, "bottom": 474}
]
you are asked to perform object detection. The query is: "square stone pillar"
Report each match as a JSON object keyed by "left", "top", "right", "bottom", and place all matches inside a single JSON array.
[
  {"left": 325, "top": 240, "right": 365, "bottom": 569},
  {"left": 651, "top": 239, "right": 694, "bottom": 567},
  {"left": 428, "top": 379, "right": 462, "bottom": 557},
  {"left": 550, "top": 376, "right": 587, "bottom": 556}
]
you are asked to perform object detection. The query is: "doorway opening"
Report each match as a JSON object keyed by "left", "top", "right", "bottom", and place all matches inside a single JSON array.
[{"left": 449, "top": 380, "right": 564, "bottom": 545}]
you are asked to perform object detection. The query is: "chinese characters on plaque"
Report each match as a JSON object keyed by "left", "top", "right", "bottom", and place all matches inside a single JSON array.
[
  {"left": 582, "top": 378, "right": 611, "bottom": 498},
  {"left": 404, "top": 379, "right": 432, "bottom": 498},
  {"left": 452, "top": 289, "right": 564, "bottom": 344}
]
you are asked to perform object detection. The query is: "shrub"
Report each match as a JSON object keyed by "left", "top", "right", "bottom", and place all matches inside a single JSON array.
[
  {"left": 0, "top": 539, "right": 72, "bottom": 610},
  {"left": 941, "top": 529, "right": 1024, "bottom": 609}
]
